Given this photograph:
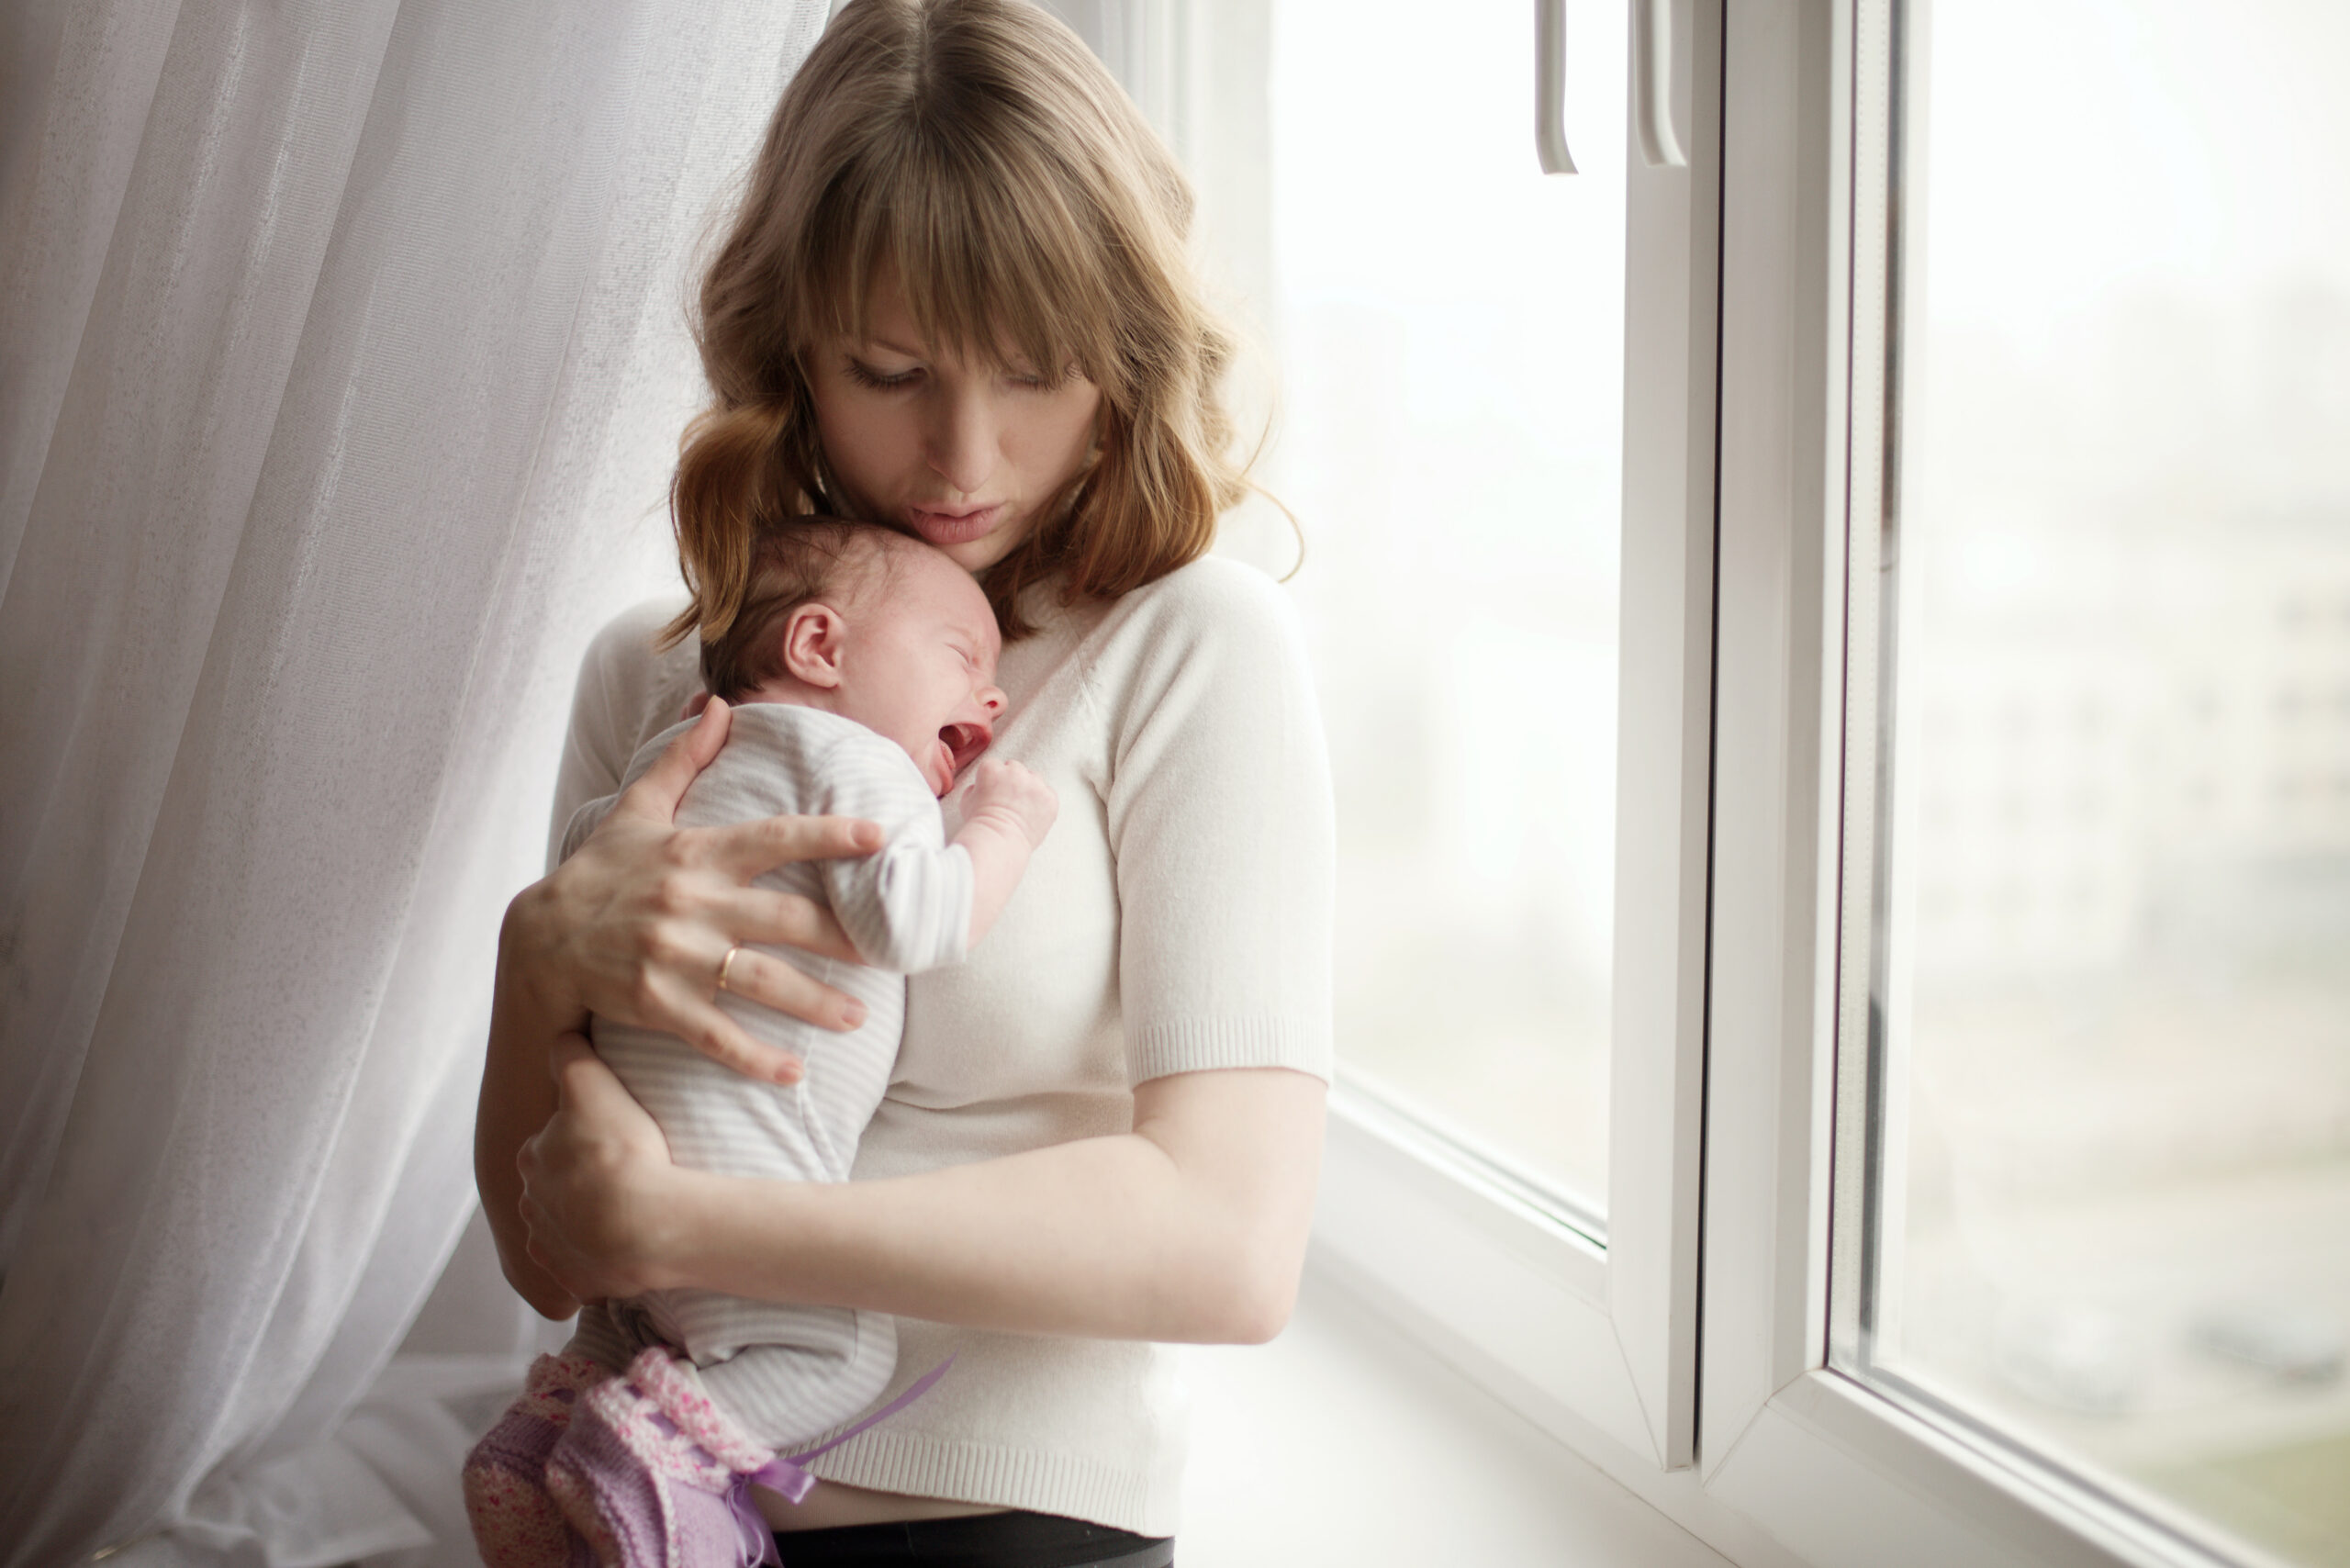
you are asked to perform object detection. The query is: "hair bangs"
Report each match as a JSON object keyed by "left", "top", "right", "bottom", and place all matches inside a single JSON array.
[{"left": 793, "top": 112, "right": 1129, "bottom": 403}]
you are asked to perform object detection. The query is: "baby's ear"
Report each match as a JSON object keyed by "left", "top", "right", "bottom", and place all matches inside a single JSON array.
[{"left": 781, "top": 602, "right": 845, "bottom": 688}]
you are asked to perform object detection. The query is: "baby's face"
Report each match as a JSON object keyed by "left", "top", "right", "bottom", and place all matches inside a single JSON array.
[{"left": 829, "top": 544, "right": 1006, "bottom": 796}]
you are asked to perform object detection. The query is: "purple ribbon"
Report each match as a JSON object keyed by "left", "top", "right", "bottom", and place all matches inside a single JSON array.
[{"left": 723, "top": 1356, "right": 956, "bottom": 1567}]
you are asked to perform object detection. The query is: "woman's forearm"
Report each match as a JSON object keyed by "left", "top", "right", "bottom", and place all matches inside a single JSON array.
[
  {"left": 660, "top": 1068, "right": 1326, "bottom": 1344},
  {"left": 476, "top": 897, "right": 588, "bottom": 1319}
]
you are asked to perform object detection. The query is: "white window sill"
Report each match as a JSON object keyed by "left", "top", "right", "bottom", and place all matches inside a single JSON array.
[{"left": 1181, "top": 1259, "right": 1738, "bottom": 1567}]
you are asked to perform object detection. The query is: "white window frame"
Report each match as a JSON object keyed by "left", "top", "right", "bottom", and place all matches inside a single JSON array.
[
  {"left": 1083, "top": 0, "right": 1729, "bottom": 1484},
  {"left": 1698, "top": 5, "right": 2283, "bottom": 1566},
  {"left": 1091, "top": 0, "right": 2305, "bottom": 1562},
  {"left": 1195, "top": 0, "right": 1729, "bottom": 1484}
]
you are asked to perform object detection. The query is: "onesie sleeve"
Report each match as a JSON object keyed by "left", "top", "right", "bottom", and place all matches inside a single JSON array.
[
  {"left": 1101, "top": 558, "right": 1336, "bottom": 1085},
  {"left": 809, "top": 731, "right": 975, "bottom": 976}
]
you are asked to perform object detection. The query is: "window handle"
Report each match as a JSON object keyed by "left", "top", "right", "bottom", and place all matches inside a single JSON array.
[
  {"left": 1635, "top": 0, "right": 1688, "bottom": 167},
  {"left": 1535, "top": 0, "right": 1577, "bottom": 174}
]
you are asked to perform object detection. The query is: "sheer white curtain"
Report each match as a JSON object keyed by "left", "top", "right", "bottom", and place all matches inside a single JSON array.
[{"left": 0, "top": 1, "right": 826, "bottom": 1562}]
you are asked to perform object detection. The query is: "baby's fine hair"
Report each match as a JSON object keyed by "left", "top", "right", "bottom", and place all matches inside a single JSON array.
[{"left": 701, "top": 520, "right": 910, "bottom": 703}]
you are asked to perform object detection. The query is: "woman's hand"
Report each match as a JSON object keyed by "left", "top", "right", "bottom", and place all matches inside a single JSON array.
[
  {"left": 479, "top": 697, "right": 883, "bottom": 1317},
  {"left": 505, "top": 695, "right": 884, "bottom": 1084},
  {"left": 517, "top": 1035, "right": 691, "bottom": 1304}
]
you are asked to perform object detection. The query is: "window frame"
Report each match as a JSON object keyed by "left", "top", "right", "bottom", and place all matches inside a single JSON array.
[
  {"left": 1697, "top": 5, "right": 2288, "bottom": 1566},
  {"left": 1112, "top": 0, "right": 2301, "bottom": 1562},
  {"left": 1283, "top": 0, "right": 1726, "bottom": 1481},
  {"left": 1092, "top": 0, "right": 1725, "bottom": 1479}
]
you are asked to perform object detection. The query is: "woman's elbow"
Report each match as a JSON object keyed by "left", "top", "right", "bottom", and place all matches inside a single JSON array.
[
  {"left": 1194, "top": 1226, "right": 1307, "bottom": 1345},
  {"left": 484, "top": 1202, "right": 580, "bottom": 1321},
  {"left": 509, "top": 1262, "right": 581, "bottom": 1323},
  {"left": 1224, "top": 1272, "right": 1299, "bottom": 1345}
]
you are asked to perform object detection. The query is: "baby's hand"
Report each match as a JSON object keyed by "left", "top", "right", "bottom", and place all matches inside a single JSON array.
[{"left": 964, "top": 757, "right": 1058, "bottom": 847}]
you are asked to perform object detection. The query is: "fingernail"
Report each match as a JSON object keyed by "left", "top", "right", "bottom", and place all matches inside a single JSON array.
[{"left": 841, "top": 1002, "right": 867, "bottom": 1029}]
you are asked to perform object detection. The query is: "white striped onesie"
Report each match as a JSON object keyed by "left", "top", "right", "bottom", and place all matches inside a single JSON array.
[{"left": 560, "top": 700, "right": 973, "bottom": 1449}]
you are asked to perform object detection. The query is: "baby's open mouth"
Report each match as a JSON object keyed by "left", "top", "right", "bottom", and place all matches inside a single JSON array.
[{"left": 940, "top": 722, "right": 991, "bottom": 777}]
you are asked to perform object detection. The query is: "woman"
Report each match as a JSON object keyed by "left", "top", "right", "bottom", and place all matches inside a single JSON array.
[{"left": 473, "top": 0, "right": 1333, "bottom": 1562}]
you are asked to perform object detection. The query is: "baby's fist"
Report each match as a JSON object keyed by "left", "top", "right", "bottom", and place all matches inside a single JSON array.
[{"left": 966, "top": 757, "right": 1058, "bottom": 846}]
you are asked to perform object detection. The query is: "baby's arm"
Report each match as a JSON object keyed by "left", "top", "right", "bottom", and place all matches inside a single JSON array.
[
  {"left": 953, "top": 757, "right": 1058, "bottom": 948},
  {"left": 819, "top": 741, "right": 1052, "bottom": 970}
]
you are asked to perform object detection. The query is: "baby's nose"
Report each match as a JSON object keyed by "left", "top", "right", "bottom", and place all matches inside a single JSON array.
[{"left": 979, "top": 684, "right": 1006, "bottom": 716}]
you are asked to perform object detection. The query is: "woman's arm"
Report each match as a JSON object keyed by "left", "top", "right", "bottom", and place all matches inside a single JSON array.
[
  {"left": 520, "top": 1037, "right": 1326, "bottom": 1342},
  {"left": 513, "top": 561, "right": 1336, "bottom": 1338},
  {"left": 476, "top": 696, "right": 885, "bottom": 1316}
]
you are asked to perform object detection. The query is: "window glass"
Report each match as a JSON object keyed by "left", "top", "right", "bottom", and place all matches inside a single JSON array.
[
  {"left": 1221, "top": 0, "right": 1631, "bottom": 1208},
  {"left": 1859, "top": 3, "right": 2350, "bottom": 1562}
]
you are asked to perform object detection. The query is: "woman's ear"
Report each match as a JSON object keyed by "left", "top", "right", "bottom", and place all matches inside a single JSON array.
[{"left": 781, "top": 602, "right": 846, "bottom": 688}]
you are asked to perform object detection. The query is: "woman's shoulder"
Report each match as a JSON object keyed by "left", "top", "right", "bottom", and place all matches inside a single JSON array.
[
  {"left": 1091, "top": 552, "right": 1305, "bottom": 657},
  {"left": 572, "top": 597, "right": 700, "bottom": 753},
  {"left": 578, "top": 596, "right": 692, "bottom": 684},
  {"left": 1069, "top": 553, "right": 1319, "bottom": 741},
  {"left": 551, "top": 599, "right": 701, "bottom": 859}
]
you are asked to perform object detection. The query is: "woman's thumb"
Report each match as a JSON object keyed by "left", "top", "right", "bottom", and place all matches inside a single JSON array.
[{"left": 620, "top": 696, "right": 732, "bottom": 820}]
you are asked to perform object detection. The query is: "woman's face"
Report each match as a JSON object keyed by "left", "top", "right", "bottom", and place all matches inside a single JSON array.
[{"left": 808, "top": 274, "right": 1103, "bottom": 574}]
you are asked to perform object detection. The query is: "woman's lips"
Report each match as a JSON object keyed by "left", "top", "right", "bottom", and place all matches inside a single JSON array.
[{"left": 907, "top": 503, "right": 1006, "bottom": 546}]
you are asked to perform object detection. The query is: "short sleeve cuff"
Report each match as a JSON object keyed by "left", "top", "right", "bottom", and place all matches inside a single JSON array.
[{"left": 1127, "top": 1016, "right": 1334, "bottom": 1088}]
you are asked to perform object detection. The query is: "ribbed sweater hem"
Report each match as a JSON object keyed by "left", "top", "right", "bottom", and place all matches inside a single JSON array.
[
  {"left": 1127, "top": 1015, "right": 1332, "bottom": 1088},
  {"left": 802, "top": 1429, "right": 1179, "bottom": 1537}
]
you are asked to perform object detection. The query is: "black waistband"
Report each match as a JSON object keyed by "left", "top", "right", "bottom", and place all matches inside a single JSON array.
[{"left": 774, "top": 1509, "right": 1173, "bottom": 1567}]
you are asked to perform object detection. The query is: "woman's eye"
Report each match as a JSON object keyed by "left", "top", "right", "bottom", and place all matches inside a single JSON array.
[{"left": 845, "top": 359, "right": 919, "bottom": 391}]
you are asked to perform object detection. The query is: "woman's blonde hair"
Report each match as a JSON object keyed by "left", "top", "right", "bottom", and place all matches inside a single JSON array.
[{"left": 666, "top": 0, "right": 1248, "bottom": 647}]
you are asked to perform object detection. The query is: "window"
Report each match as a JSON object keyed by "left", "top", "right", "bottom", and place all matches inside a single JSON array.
[
  {"left": 1841, "top": 2, "right": 2350, "bottom": 1562},
  {"left": 1102, "top": 0, "right": 2343, "bottom": 1562},
  {"left": 1705, "top": 3, "right": 2348, "bottom": 1566},
  {"left": 1258, "top": 0, "right": 1628, "bottom": 1212},
  {"left": 1114, "top": 0, "right": 1722, "bottom": 1475}
]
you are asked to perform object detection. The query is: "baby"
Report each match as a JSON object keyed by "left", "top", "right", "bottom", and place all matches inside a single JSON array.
[{"left": 464, "top": 521, "right": 1057, "bottom": 1568}]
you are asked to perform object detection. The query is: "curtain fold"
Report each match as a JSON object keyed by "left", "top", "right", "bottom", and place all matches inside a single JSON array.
[{"left": 0, "top": 2, "right": 828, "bottom": 1562}]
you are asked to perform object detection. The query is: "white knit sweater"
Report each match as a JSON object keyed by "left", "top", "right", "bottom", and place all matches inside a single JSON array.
[{"left": 548, "top": 554, "right": 1336, "bottom": 1535}]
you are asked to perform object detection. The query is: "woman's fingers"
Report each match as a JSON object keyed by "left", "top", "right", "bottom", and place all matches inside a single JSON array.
[
  {"left": 550, "top": 1028, "right": 629, "bottom": 1107},
  {"left": 519, "top": 1032, "right": 678, "bottom": 1302},
  {"left": 516, "top": 705, "right": 880, "bottom": 1081},
  {"left": 669, "top": 990, "right": 811, "bottom": 1083},
  {"left": 613, "top": 696, "right": 734, "bottom": 823},
  {"left": 537, "top": 1030, "right": 676, "bottom": 1183},
  {"left": 718, "top": 885, "right": 862, "bottom": 965},
  {"left": 708, "top": 939, "right": 865, "bottom": 1036},
  {"left": 702, "top": 812, "right": 883, "bottom": 881}
]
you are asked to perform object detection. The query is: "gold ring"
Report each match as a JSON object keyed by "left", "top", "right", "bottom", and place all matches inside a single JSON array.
[{"left": 715, "top": 946, "right": 744, "bottom": 998}]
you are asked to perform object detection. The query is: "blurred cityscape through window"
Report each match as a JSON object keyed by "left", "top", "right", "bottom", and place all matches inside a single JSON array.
[{"left": 1865, "top": 3, "right": 2350, "bottom": 1562}]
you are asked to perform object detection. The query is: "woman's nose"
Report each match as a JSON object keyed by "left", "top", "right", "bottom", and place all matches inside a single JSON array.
[{"left": 926, "top": 386, "right": 996, "bottom": 495}]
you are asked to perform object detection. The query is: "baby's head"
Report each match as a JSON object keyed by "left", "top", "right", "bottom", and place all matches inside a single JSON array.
[{"left": 703, "top": 521, "right": 1004, "bottom": 796}]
